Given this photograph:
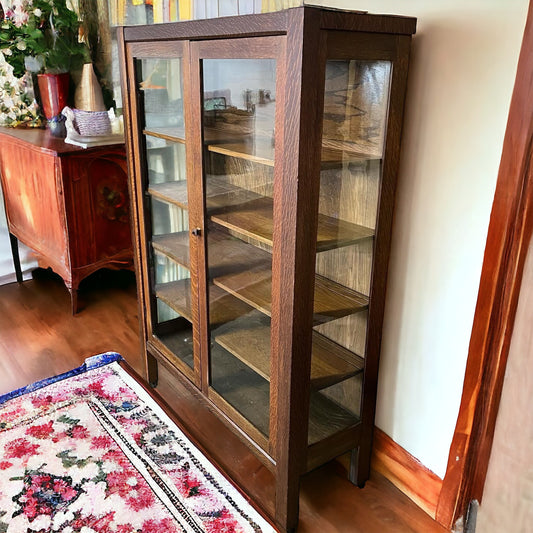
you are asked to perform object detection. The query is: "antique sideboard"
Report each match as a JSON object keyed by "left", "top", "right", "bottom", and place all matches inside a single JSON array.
[{"left": 0, "top": 127, "right": 133, "bottom": 313}]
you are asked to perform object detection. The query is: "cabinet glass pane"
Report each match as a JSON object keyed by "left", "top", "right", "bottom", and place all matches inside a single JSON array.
[
  {"left": 311, "top": 60, "right": 392, "bottom": 443},
  {"left": 203, "top": 58, "right": 276, "bottom": 440},
  {"left": 137, "top": 58, "right": 184, "bottom": 131},
  {"left": 145, "top": 135, "right": 187, "bottom": 187},
  {"left": 135, "top": 56, "right": 193, "bottom": 371}
]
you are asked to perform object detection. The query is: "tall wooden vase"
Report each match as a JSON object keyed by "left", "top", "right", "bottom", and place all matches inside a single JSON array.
[{"left": 37, "top": 72, "right": 70, "bottom": 120}]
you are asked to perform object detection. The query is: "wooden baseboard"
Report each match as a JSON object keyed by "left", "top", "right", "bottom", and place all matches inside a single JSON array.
[{"left": 371, "top": 428, "right": 443, "bottom": 519}]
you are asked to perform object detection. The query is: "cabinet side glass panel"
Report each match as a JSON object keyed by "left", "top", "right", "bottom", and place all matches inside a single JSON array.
[
  {"left": 135, "top": 57, "right": 194, "bottom": 370},
  {"left": 202, "top": 58, "right": 276, "bottom": 441},
  {"left": 311, "top": 60, "right": 392, "bottom": 445}
]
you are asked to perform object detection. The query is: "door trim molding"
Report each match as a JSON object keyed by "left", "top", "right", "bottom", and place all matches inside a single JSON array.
[{"left": 436, "top": 2, "right": 533, "bottom": 527}]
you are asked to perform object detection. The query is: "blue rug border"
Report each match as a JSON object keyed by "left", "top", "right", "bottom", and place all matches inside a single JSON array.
[{"left": 0, "top": 351, "right": 123, "bottom": 406}]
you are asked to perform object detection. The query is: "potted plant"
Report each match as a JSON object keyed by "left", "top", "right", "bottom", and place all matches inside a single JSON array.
[{"left": 0, "top": 0, "right": 89, "bottom": 121}]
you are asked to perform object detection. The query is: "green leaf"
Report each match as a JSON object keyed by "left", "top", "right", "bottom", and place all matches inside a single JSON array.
[
  {"left": 57, "top": 414, "right": 80, "bottom": 426},
  {"left": 56, "top": 449, "right": 92, "bottom": 469}
]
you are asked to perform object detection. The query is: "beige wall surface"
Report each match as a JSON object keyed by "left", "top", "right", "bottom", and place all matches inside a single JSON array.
[
  {"left": 476, "top": 238, "right": 533, "bottom": 532},
  {"left": 311, "top": 0, "right": 529, "bottom": 478}
]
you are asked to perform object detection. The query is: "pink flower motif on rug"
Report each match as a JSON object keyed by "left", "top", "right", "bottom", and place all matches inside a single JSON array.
[
  {"left": 25, "top": 421, "right": 54, "bottom": 439},
  {"left": 0, "top": 361, "right": 275, "bottom": 533},
  {"left": 12, "top": 471, "right": 82, "bottom": 521},
  {"left": 5, "top": 438, "right": 40, "bottom": 459}
]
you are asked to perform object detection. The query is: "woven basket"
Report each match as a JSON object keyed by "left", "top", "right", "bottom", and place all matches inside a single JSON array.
[{"left": 72, "top": 108, "right": 111, "bottom": 136}]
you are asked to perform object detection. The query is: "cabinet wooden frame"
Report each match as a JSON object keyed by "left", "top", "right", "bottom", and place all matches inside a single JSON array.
[{"left": 118, "top": 7, "right": 415, "bottom": 532}]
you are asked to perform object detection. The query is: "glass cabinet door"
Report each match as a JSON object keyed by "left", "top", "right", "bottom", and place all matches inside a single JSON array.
[
  {"left": 309, "top": 59, "right": 392, "bottom": 444},
  {"left": 132, "top": 46, "right": 197, "bottom": 379},
  {"left": 197, "top": 42, "right": 280, "bottom": 448}
]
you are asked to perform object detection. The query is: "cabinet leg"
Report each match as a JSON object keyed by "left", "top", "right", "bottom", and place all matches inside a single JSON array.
[
  {"left": 69, "top": 287, "right": 81, "bottom": 315},
  {"left": 9, "top": 233, "right": 23, "bottom": 283},
  {"left": 147, "top": 353, "right": 158, "bottom": 388},
  {"left": 349, "top": 446, "right": 359, "bottom": 485},
  {"left": 349, "top": 447, "right": 367, "bottom": 488},
  {"left": 349, "top": 444, "right": 371, "bottom": 488}
]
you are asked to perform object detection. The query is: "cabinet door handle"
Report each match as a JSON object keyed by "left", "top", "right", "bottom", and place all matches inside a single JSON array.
[{"left": 191, "top": 228, "right": 202, "bottom": 237}]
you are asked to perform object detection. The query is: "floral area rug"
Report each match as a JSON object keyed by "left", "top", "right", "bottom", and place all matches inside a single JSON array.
[{"left": 0, "top": 353, "right": 276, "bottom": 533}]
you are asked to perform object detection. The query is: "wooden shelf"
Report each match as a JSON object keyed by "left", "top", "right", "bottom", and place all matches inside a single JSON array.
[
  {"left": 205, "top": 135, "right": 379, "bottom": 168},
  {"left": 213, "top": 255, "right": 368, "bottom": 324},
  {"left": 312, "top": 275, "right": 369, "bottom": 323},
  {"left": 149, "top": 178, "right": 374, "bottom": 254},
  {"left": 156, "top": 278, "right": 194, "bottom": 321},
  {"left": 310, "top": 333, "right": 365, "bottom": 389},
  {"left": 212, "top": 311, "right": 364, "bottom": 391},
  {"left": 211, "top": 343, "right": 359, "bottom": 445},
  {"left": 209, "top": 192, "right": 373, "bottom": 252},
  {"left": 156, "top": 279, "right": 252, "bottom": 327},
  {"left": 152, "top": 232, "right": 190, "bottom": 268},
  {"left": 144, "top": 127, "right": 185, "bottom": 143},
  {"left": 321, "top": 138, "right": 383, "bottom": 162},
  {"left": 148, "top": 176, "right": 251, "bottom": 211},
  {"left": 153, "top": 229, "right": 368, "bottom": 323},
  {"left": 321, "top": 145, "right": 381, "bottom": 167},
  {"left": 149, "top": 180, "right": 189, "bottom": 209},
  {"left": 142, "top": 127, "right": 380, "bottom": 167},
  {"left": 308, "top": 391, "right": 360, "bottom": 445},
  {"left": 206, "top": 137, "right": 275, "bottom": 167},
  {"left": 152, "top": 228, "right": 270, "bottom": 272}
]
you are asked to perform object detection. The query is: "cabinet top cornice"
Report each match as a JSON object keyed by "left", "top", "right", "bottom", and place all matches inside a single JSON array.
[{"left": 121, "top": 6, "right": 416, "bottom": 44}]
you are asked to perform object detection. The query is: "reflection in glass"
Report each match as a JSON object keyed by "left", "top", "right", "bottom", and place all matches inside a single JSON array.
[
  {"left": 203, "top": 58, "right": 276, "bottom": 440},
  {"left": 145, "top": 135, "right": 186, "bottom": 186},
  {"left": 137, "top": 58, "right": 184, "bottom": 131},
  {"left": 150, "top": 198, "right": 188, "bottom": 236},
  {"left": 311, "top": 60, "right": 392, "bottom": 442}
]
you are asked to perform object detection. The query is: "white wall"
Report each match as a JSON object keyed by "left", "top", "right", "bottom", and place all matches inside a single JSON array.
[{"left": 311, "top": 0, "right": 529, "bottom": 478}]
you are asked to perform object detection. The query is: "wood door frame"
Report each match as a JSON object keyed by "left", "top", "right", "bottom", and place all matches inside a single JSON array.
[{"left": 436, "top": 1, "right": 533, "bottom": 527}]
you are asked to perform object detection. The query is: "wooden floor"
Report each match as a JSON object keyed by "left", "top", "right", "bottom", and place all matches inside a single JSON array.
[{"left": 0, "top": 268, "right": 448, "bottom": 533}]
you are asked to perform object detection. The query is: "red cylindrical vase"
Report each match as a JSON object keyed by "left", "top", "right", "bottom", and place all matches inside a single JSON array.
[{"left": 37, "top": 72, "right": 70, "bottom": 120}]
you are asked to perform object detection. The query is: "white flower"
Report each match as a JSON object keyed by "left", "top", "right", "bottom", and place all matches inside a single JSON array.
[
  {"left": 16, "top": 40, "right": 27, "bottom": 51},
  {"left": 0, "top": 53, "right": 43, "bottom": 127},
  {"left": 12, "top": 3, "right": 29, "bottom": 27},
  {"left": 33, "top": 8, "right": 42, "bottom": 16},
  {"left": 24, "top": 56, "right": 42, "bottom": 72},
  {"left": 2, "top": 48, "right": 12, "bottom": 56}
]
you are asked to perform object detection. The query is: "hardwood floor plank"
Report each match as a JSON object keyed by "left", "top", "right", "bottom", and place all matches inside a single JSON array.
[
  {"left": 0, "top": 268, "right": 143, "bottom": 394},
  {"left": 298, "top": 463, "right": 449, "bottom": 533}
]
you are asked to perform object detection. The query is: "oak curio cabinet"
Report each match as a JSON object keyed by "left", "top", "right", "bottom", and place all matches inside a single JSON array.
[{"left": 118, "top": 7, "right": 416, "bottom": 532}]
